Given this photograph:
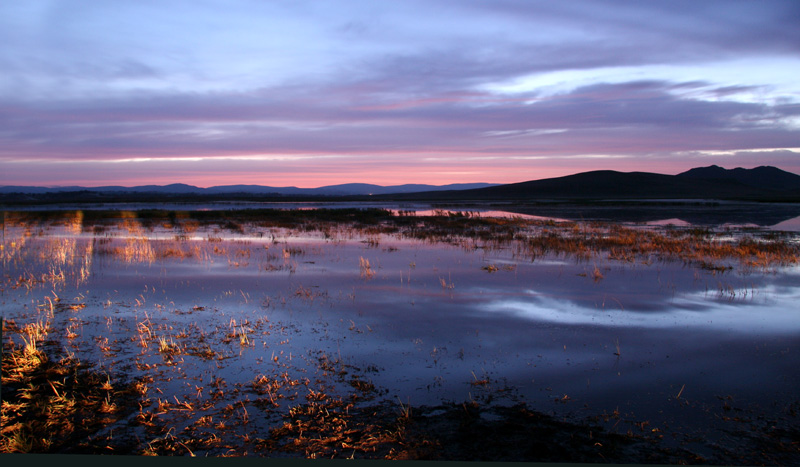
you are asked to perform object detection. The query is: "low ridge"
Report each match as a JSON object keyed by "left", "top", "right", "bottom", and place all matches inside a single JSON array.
[
  {"left": 2, "top": 166, "right": 799, "bottom": 204},
  {"left": 381, "top": 166, "right": 800, "bottom": 201}
]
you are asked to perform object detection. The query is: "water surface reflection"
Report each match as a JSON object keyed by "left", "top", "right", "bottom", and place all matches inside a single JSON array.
[{"left": 1, "top": 210, "right": 798, "bottom": 455}]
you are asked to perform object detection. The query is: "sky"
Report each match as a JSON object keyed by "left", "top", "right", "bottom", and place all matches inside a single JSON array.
[{"left": 1, "top": 0, "right": 799, "bottom": 188}]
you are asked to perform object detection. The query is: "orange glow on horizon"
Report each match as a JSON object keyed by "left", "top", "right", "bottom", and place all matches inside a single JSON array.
[
  {"left": 6, "top": 151, "right": 797, "bottom": 189},
  {"left": 37, "top": 165, "right": 586, "bottom": 189}
]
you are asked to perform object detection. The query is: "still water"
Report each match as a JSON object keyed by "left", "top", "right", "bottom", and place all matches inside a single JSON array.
[{"left": 1, "top": 209, "right": 798, "bottom": 454}]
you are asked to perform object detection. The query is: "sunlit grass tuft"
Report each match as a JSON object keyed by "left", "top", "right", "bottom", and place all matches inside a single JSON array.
[{"left": 359, "top": 256, "right": 376, "bottom": 279}]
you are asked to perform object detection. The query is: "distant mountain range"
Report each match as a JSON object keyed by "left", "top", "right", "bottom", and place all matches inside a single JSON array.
[
  {"left": 2, "top": 166, "right": 799, "bottom": 204},
  {"left": 0, "top": 182, "right": 497, "bottom": 196}
]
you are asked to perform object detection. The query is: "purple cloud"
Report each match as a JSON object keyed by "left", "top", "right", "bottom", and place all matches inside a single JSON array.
[{"left": 1, "top": 1, "right": 798, "bottom": 186}]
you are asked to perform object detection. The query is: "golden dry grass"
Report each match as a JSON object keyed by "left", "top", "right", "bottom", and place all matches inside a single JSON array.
[{"left": 1, "top": 341, "right": 138, "bottom": 453}]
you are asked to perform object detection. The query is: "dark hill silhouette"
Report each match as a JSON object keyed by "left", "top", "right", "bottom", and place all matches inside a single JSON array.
[
  {"left": 676, "top": 165, "right": 800, "bottom": 192},
  {"left": 380, "top": 166, "right": 800, "bottom": 201}
]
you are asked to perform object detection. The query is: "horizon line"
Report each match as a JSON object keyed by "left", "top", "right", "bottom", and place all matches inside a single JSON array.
[{"left": 2, "top": 164, "right": 797, "bottom": 190}]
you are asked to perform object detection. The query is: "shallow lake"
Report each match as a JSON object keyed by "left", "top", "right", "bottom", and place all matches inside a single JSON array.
[
  {"left": 1, "top": 208, "right": 798, "bottom": 458},
  {"left": 7, "top": 199, "right": 800, "bottom": 230}
]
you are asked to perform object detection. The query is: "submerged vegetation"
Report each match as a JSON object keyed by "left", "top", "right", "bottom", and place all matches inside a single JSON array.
[{"left": 1, "top": 207, "right": 799, "bottom": 462}]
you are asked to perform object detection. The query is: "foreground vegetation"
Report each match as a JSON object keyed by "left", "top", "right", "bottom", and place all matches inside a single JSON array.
[{"left": 3, "top": 318, "right": 797, "bottom": 463}]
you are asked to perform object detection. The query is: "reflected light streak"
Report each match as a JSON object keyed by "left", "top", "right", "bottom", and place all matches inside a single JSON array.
[{"left": 486, "top": 288, "right": 800, "bottom": 333}]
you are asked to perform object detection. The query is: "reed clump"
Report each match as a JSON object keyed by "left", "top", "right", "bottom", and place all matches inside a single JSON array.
[
  {"left": 518, "top": 222, "right": 798, "bottom": 269},
  {"left": 1, "top": 332, "right": 138, "bottom": 453},
  {"left": 359, "top": 257, "right": 376, "bottom": 279},
  {"left": 261, "top": 395, "right": 423, "bottom": 459}
]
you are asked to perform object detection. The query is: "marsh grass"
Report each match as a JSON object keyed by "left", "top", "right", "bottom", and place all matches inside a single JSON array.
[
  {"left": 5, "top": 209, "right": 798, "bottom": 276},
  {"left": 592, "top": 265, "right": 604, "bottom": 282},
  {"left": 260, "top": 393, "right": 425, "bottom": 459},
  {"left": 359, "top": 256, "right": 376, "bottom": 279},
  {"left": 439, "top": 275, "right": 455, "bottom": 289},
  {"left": 2, "top": 208, "right": 799, "bottom": 461},
  {"left": 157, "top": 336, "right": 180, "bottom": 355},
  {"left": 224, "top": 319, "right": 253, "bottom": 347},
  {"left": 255, "top": 395, "right": 680, "bottom": 462},
  {"left": 470, "top": 370, "right": 490, "bottom": 386}
]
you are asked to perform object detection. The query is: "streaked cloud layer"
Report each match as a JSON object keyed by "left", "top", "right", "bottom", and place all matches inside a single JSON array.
[{"left": 2, "top": 0, "right": 799, "bottom": 187}]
